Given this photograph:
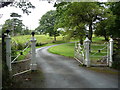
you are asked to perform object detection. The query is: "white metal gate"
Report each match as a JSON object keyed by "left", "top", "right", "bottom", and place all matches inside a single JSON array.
[
  {"left": 74, "top": 36, "right": 113, "bottom": 67},
  {"left": 5, "top": 30, "right": 37, "bottom": 76}
]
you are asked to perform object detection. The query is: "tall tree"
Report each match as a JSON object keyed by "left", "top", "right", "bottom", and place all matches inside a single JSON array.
[
  {"left": 2, "top": 18, "right": 24, "bottom": 36},
  {"left": 36, "top": 10, "right": 60, "bottom": 41},
  {"left": 95, "top": 13, "right": 116, "bottom": 41},
  {"left": 55, "top": 2, "right": 104, "bottom": 43}
]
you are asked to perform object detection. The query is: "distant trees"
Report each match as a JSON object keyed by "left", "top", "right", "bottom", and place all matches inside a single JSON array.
[
  {"left": 2, "top": 18, "right": 24, "bottom": 36},
  {"left": 36, "top": 10, "right": 60, "bottom": 41}
]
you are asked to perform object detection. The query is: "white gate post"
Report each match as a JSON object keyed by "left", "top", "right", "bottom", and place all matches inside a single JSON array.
[
  {"left": 84, "top": 35, "right": 90, "bottom": 67},
  {"left": 107, "top": 43, "right": 109, "bottom": 66},
  {"left": 30, "top": 32, "right": 37, "bottom": 70},
  {"left": 109, "top": 37, "right": 113, "bottom": 67},
  {"left": 5, "top": 30, "right": 12, "bottom": 71}
]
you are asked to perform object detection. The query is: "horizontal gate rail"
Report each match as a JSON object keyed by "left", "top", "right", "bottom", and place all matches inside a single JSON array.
[
  {"left": 13, "top": 69, "right": 31, "bottom": 77},
  {"left": 12, "top": 58, "right": 31, "bottom": 64}
]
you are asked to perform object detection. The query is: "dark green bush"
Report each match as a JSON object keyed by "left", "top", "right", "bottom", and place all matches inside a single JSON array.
[{"left": 17, "top": 43, "right": 25, "bottom": 50}]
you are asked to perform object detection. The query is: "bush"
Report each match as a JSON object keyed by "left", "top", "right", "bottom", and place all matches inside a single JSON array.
[
  {"left": 112, "top": 38, "right": 120, "bottom": 70},
  {"left": 112, "top": 54, "right": 120, "bottom": 70},
  {"left": 17, "top": 43, "right": 25, "bottom": 50}
]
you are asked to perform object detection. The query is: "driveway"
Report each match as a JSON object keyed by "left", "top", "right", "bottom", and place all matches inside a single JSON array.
[{"left": 36, "top": 45, "right": 118, "bottom": 88}]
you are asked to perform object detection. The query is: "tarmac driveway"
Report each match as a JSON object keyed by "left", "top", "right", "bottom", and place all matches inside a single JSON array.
[{"left": 36, "top": 45, "right": 118, "bottom": 88}]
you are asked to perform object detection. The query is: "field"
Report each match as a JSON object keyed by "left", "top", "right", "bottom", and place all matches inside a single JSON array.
[{"left": 12, "top": 35, "right": 64, "bottom": 44}]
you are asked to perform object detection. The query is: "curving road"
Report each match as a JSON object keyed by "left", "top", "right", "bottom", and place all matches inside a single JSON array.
[{"left": 36, "top": 44, "right": 118, "bottom": 88}]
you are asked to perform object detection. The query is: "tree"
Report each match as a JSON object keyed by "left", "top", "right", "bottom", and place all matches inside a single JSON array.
[
  {"left": 109, "top": 2, "right": 120, "bottom": 38},
  {"left": 0, "top": 2, "right": 35, "bottom": 15},
  {"left": 2, "top": 18, "right": 24, "bottom": 36},
  {"left": 36, "top": 10, "right": 60, "bottom": 41},
  {"left": 54, "top": 2, "right": 105, "bottom": 43},
  {"left": 95, "top": 14, "right": 116, "bottom": 41},
  {"left": 1, "top": 1, "right": 35, "bottom": 88}
]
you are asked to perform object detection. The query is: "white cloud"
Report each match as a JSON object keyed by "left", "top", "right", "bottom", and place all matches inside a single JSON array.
[{"left": 0, "top": 0, "right": 56, "bottom": 30}]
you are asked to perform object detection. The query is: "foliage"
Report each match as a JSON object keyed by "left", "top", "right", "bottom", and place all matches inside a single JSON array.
[
  {"left": 95, "top": 14, "right": 116, "bottom": 41},
  {"left": 10, "top": 12, "right": 21, "bottom": 17},
  {"left": 109, "top": 2, "right": 120, "bottom": 38},
  {"left": 55, "top": 2, "right": 106, "bottom": 42},
  {"left": 2, "top": 18, "right": 27, "bottom": 36},
  {"left": 0, "top": 2, "right": 35, "bottom": 15},
  {"left": 36, "top": 10, "right": 60, "bottom": 41}
]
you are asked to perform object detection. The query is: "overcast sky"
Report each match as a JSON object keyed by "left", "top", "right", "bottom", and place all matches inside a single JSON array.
[{"left": 0, "top": 0, "right": 56, "bottom": 30}]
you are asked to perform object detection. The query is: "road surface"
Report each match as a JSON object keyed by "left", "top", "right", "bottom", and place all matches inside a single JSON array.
[{"left": 36, "top": 45, "right": 118, "bottom": 88}]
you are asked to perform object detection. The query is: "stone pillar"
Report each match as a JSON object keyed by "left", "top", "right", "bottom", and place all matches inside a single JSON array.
[
  {"left": 30, "top": 32, "right": 37, "bottom": 70},
  {"left": 5, "top": 30, "right": 12, "bottom": 71},
  {"left": 84, "top": 35, "right": 90, "bottom": 67}
]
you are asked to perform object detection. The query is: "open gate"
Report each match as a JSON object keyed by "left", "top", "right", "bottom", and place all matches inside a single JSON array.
[
  {"left": 74, "top": 36, "right": 113, "bottom": 67},
  {"left": 90, "top": 42, "right": 109, "bottom": 66},
  {"left": 5, "top": 30, "right": 37, "bottom": 76},
  {"left": 74, "top": 41, "right": 85, "bottom": 65}
]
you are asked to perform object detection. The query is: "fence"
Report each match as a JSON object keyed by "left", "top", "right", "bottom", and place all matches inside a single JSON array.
[
  {"left": 5, "top": 30, "right": 37, "bottom": 76},
  {"left": 74, "top": 36, "right": 113, "bottom": 67}
]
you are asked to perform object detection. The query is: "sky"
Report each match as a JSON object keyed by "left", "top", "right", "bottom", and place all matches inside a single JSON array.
[{"left": 0, "top": 0, "right": 56, "bottom": 30}]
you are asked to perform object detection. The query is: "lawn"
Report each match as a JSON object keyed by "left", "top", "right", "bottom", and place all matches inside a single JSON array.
[
  {"left": 48, "top": 36, "right": 108, "bottom": 62},
  {"left": 48, "top": 43, "right": 75, "bottom": 58}
]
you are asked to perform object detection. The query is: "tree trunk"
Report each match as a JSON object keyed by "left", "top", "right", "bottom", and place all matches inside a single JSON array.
[
  {"left": 54, "top": 35, "right": 56, "bottom": 41},
  {"left": 89, "top": 22, "right": 93, "bottom": 42},
  {"left": 104, "top": 35, "right": 109, "bottom": 41}
]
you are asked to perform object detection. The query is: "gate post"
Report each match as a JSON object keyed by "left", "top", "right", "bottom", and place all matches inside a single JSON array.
[
  {"left": 109, "top": 36, "right": 113, "bottom": 67},
  {"left": 30, "top": 32, "right": 37, "bottom": 70},
  {"left": 5, "top": 30, "right": 12, "bottom": 71},
  {"left": 84, "top": 35, "right": 90, "bottom": 67}
]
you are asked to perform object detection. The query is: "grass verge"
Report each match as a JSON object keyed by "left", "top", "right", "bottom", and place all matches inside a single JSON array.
[{"left": 48, "top": 43, "right": 75, "bottom": 58}]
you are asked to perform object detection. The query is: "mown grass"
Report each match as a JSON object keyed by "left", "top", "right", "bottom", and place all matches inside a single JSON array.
[
  {"left": 48, "top": 43, "right": 75, "bottom": 58},
  {"left": 48, "top": 36, "right": 107, "bottom": 61}
]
